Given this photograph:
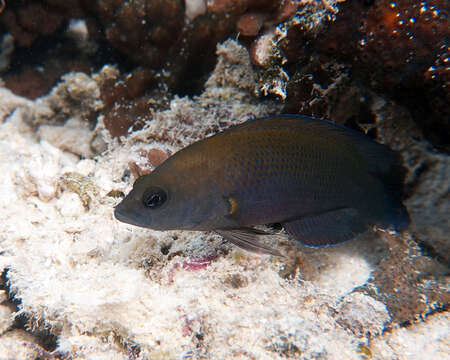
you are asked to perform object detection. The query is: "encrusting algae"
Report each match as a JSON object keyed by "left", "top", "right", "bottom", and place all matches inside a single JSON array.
[{"left": 115, "top": 114, "right": 410, "bottom": 255}]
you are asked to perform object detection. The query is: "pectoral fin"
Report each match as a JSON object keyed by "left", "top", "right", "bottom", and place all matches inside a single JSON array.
[
  {"left": 216, "top": 228, "right": 282, "bottom": 256},
  {"left": 283, "top": 208, "right": 368, "bottom": 247}
]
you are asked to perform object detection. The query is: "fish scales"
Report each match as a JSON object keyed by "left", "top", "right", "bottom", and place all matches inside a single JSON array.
[
  {"left": 218, "top": 122, "right": 365, "bottom": 225},
  {"left": 115, "top": 115, "right": 410, "bottom": 255}
]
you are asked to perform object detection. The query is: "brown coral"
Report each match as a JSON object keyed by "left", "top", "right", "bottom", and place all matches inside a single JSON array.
[
  {"left": 94, "top": 0, "right": 185, "bottom": 68},
  {"left": 95, "top": 66, "right": 167, "bottom": 138},
  {"left": 147, "top": 148, "right": 169, "bottom": 167},
  {"left": 278, "top": 0, "right": 449, "bottom": 149},
  {"left": 236, "top": 12, "right": 268, "bottom": 36},
  {"left": 3, "top": 59, "right": 91, "bottom": 100},
  {"left": 1, "top": 3, "right": 62, "bottom": 47},
  {"left": 0, "top": 1, "right": 92, "bottom": 98}
]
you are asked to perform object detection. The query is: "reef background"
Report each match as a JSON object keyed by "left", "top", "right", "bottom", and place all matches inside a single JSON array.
[{"left": 0, "top": 1, "right": 448, "bottom": 359}]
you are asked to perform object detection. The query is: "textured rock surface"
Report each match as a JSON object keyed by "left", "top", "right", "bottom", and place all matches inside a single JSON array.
[
  {"left": 371, "top": 312, "right": 450, "bottom": 360},
  {"left": 277, "top": 0, "right": 449, "bottom": 150},
  {"left": 335, "top": 292, "right": 390, "bottom": 338}
]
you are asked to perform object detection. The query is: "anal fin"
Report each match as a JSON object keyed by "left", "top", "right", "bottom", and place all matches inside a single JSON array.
[
  {"left": 283, "top": 208, "right": 368, "bottom": 247},
  {"left": 216, "top": 228, "right": 282, "bottom": 256}
]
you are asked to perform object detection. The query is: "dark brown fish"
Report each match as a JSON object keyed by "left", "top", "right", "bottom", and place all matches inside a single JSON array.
[{"left": 115, "top": 115, "right": 410, "bottom": 255}]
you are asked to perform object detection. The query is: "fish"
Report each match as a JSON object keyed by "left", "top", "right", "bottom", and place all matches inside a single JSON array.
[{"left": 114, "top": 115, "right": 410, "bottom": 255}]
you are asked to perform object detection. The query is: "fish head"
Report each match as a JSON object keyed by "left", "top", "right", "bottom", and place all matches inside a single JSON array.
[{"left": 114, "top": 159, "right": 229, "bottom": 231}]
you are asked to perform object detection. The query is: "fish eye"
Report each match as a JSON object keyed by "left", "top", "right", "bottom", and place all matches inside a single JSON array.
[{"left": 142, "top": 187, "right": 167, "bottom": 209}]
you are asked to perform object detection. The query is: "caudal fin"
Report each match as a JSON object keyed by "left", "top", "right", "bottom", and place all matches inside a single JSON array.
[
  {"left": 380, "top": 199, "right": 411, "bottom": 231},
  {"left": 342, "top": 127, "right": 410, "bottom": 230}
]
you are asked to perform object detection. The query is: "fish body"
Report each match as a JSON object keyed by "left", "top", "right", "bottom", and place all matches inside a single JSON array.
[{"left": 115, "top": 115, "right": 410, "bottom": 254}]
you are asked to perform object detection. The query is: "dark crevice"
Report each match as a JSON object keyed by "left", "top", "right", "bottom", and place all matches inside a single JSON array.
[
  {"left": 392, "top": 87, "right": 449, "bottom": 153},
  {"left": 358, "top": 101, "right": 376, "bottom": 124},
  {"left": 416, "top": 240, "right": 449, "bottom": 267},
  {"left": 344, "top": 116, "right": 365, "bottom": 133},
  {"left": 3, "top": 27, "right": 151, "bottom": 99},
  {"left": 1, "top": 268, "right": 59, "bottom": 352},
  {"left": 404, "top": 161, "right": 430, "bottom": 199},
  {"left": 160, "top": 243, "right": 171, "bottom": 255},
  {"left": 397, "top": 302, "right": 449, "bottom": 329}
]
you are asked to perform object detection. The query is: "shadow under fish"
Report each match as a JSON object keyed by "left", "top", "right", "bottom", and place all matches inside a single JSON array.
[{"left": 114, "top": 115, "right": 410, "bottom": 256}]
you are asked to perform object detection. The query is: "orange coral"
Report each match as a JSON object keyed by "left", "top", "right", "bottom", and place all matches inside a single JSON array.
[{"left": 280, "top": 0, "right": 449, "bottom": 149}]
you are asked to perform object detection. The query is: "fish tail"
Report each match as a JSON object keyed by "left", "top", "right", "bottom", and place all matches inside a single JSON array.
[
  {"left": 351, "top": 132, "right": 410, "bottom": 231},
  {"left": 378, "top": 154, "right": 410, "bottom": 231},
  {"left": 394, "top": 203, "right": 411, "bottom": 231},
  {"left": 375, "top": 151, "right": 408, "bottom": 202},
  {"left": 377, "top": 196, "right": 411, "bottom": 231}
]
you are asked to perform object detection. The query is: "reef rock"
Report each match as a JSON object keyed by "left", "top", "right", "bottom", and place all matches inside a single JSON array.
[{"left": 0, "top": 10, "right": 448, "bottom": 360}]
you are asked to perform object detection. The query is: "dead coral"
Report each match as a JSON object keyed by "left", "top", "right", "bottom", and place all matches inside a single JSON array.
[
  {"left": 59, "top": 172, "right": 99, "bottom": 209},
  {"left": 0, "top": 329, "right": 51, "bottom": 360},
  {"left": 205, "top": 39, "right": 257, "bottom": 92},
  {"left": 370, "top": 311, "right": 450, "bottom": 360},
  {"left": 37, "top": 72, "right": 103, "bottom": 125},
  {"left": 335, "top": 292, "right": 390, "bottom": 339},
  {"left": 0, "top": 87, "right": 33, "bottom": 122},
  {"left": 185, "top": 0, "right": 207, "bottom": 20},
  {"left": 236, "top": 12, "right": 268, "bottom": 37},
  {"left": 249, "top": 1, "right": 336, "bottom": 99},
  {"left": 38, "top": 118, "right": 94, "bottom": 158}
]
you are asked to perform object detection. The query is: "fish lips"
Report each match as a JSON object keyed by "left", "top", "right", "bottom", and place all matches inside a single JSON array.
[{"left": 114, "top": 201, "right": 151, "bottom": 228}]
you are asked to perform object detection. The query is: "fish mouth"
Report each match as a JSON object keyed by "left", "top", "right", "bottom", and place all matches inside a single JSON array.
[{"left": 114, "top": 203, "right": 151, "bottom": 228}]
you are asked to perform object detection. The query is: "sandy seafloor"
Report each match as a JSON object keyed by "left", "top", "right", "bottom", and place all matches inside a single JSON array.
[{"left": 0, "top": 40, "right": 448, "bottom": 359}]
